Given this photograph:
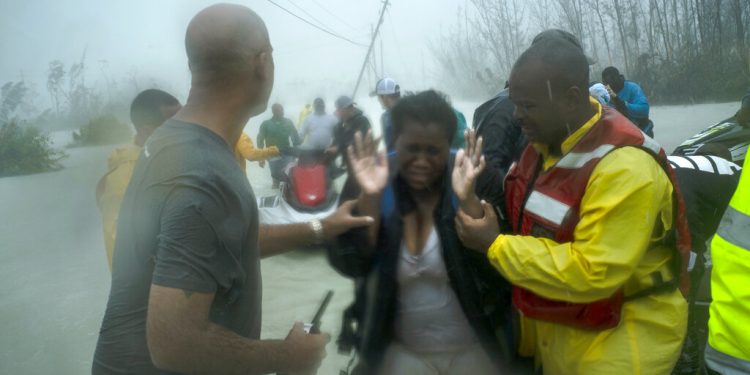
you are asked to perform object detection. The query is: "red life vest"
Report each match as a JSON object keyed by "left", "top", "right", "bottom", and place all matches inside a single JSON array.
[{"left": 504, "top": 106, "right": 691, "bottom": 331}]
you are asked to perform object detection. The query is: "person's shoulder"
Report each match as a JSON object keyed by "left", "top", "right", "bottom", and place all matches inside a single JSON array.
[
  {"left": 624, "top": 80, "right": 644, "bottom": 90},
  {"left": 146, "top": 122, "right": 234, "bottom": 171},
  {"left": 595, "top": 146, "right": 666, "bottom": 184}
]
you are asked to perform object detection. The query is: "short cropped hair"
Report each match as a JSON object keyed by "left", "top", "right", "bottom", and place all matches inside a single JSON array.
[
  {"left": 513, "top": 39, "right": 590, "bottom": 101},
  {"left": 129, "top": 89, "right": 179, "bottom": 132},
  {"left": 391, "top": 89, "right": 457, "bottom": 142}
]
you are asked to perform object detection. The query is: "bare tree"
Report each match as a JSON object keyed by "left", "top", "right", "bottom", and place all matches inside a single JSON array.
[{"left": 47, "top": 61, "right": 65, "bottom": 116}]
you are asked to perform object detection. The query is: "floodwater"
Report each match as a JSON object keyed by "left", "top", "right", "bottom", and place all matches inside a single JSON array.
[{"left": 0, "top": 100, "right": 741, "bottom": 374}]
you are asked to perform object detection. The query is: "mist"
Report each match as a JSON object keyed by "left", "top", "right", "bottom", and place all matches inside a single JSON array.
[{"left": 1, "top": 1, "right": 748, "bottom": 374}]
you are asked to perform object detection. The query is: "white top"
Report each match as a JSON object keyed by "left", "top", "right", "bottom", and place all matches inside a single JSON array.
[
  {"left": 395, "top": 227, "right": 477, "bottom": 353},
  {"left": 299, "top": 113, "right": 338, "bottom": 150}
]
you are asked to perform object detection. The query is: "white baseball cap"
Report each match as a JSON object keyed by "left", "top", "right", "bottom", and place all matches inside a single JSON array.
[{"left": 371, "top": 77, "right": 400, "bottom": 96}]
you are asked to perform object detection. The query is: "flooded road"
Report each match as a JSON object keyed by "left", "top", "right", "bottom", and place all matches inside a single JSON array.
[{"left": 0, "top": 101, "right": 740, "bottom": 374}]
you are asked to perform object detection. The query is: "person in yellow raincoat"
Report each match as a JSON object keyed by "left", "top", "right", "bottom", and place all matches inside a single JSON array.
[
  {"left": 297, "top": 103, "right": 312, "bottom": 129},
  {"left": 233, "top": 132, "right": 280, "bottom": 171},
  {"left": 453, "top": 33, "right": 687, "bottom": 374},
  {"left": 96, "top": 89, "right": 181, "bottom": 270}
]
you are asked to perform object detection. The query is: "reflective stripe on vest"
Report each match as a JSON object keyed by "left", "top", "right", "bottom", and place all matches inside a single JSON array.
[
  {"left": 641, "top": 133, "right": 662, "bottom": 154},
  {"left": 556, "top": 136, "right": 660, "bottom": 170},
  {"left": 557, "top": 144, "right": 616, "bottom": 169},
  {"left": 525, "top": 191, "right": 571, "bottom": 226},
  {"left": 717, "top": 206, "right": 750, "bottom": 250}
]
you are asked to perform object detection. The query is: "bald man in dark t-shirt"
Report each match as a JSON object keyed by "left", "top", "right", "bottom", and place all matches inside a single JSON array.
[
  {"left": 92, "top": 4, "right": 373, "bottom": 375},
  {"left": 93, "top": 120, "right": 262, "bottom": 374}
]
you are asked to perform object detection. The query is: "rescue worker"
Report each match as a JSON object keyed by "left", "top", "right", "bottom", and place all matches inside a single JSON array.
[
  {"left": 453, "top": 34, "right": 691, "bottom": 374},
  {"left": 667, "top": 155, "right": 742, "bottom": 374},
  {"left": 95, "top": 89, "right": 180, "bottom": 270},
  {"left": 704, "top": 155, "right": 750, "bottom": 374},
  {"left": 234, "top": 132, "right": 280, "bottom": 171}
]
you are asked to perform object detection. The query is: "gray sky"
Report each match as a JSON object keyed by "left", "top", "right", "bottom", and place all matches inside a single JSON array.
[{"left": 1, "top": 0, "right": 468, "bottom": 106}]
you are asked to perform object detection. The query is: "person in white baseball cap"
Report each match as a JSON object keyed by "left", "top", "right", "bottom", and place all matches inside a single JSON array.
[{"left": 371, "top": 77, "right": 401, "bottom": 152}]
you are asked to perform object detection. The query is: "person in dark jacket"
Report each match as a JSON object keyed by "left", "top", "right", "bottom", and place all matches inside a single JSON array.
[
  {"left": 326, "top": 95, "right": 373, "bottom": 194},
  {"left": 327, "top": 90, "right": 515, "bottom": 375},
  {"left": 327, "top": 95, "right": 372, "bottom": 169},
  {"left": 472, "top": 86, "right": 526, "bottom": 222}
]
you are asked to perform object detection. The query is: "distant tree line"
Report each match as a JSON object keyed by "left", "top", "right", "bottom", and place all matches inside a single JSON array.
[
  {"left": 0, "top": 52, "right": 163, "bottom": 176},
  {"left": 432, "top": 0, "right": 750, "bottom": 104}
]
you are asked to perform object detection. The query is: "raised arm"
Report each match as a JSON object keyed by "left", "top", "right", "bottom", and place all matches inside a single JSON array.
[
  {"left": 452, "top": 129, "right": 486, "bottom": 219},
  {"left": 347, "top": 130, "right": 389, "bottom": 247}
]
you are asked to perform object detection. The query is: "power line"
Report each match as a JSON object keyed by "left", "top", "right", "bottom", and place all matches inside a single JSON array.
[
  {"left": 265, "top": 0, "right": 368, "bottom": 48},
  {"left": 309, "top": 0, "right": 361, "bottom": 32},
  {"left": 385, "top": 8, "right": 406, "bottom": 74},
  {"left": 287, "top": 0, "right": 335, "bottom": 33}
]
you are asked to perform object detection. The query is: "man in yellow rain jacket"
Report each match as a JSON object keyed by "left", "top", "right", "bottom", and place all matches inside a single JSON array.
[
  {"left": 454, "top": 34, "right": 688, "bottom": 374},
  {"left": 96, "top": 89, "right": 180, "bottom": 270},
  {"left": 705, "top": 155, "right": 750, "bottom": 374},
  {"left": 234, "top": 132, "right": 280, "bottom": 171}
]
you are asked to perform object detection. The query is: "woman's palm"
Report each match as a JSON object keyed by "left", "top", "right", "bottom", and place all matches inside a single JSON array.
[{"left": 347, "top": 130, "right": 388, "bottom": 195}]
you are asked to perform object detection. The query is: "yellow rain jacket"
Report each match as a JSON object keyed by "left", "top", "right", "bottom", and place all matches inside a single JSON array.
[
  {"left": 488, "top": 102, "right": 687, "bottom": 374},
  {"left": 234, "top": 132, "right": 279, "bottom": 170},
  {"left": 706, "top": 155, "right": 750, "bottom": 367},
  {"left": 96, "top": 143, "right": 141, "bottom": 270},
  {"left": 297, "top": 104, "right": 312, "bottom": 129}
]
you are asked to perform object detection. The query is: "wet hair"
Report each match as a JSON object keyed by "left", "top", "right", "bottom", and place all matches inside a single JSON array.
[
  {"left": 129, "top": 89, "right": 179, "bottom": 132},
  {"left": 391, "top": 89, "right": 457, "bottom": 142},
  {"left": 513, "top": 39, "right": 590, "bottom": 103}
]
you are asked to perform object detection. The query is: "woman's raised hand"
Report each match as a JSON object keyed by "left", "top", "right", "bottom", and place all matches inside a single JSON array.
[{"left": 347, "top": 130, "right": 388, "bottom": 196}]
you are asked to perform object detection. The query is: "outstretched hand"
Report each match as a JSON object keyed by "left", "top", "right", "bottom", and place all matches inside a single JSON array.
[
  {"left": 321, "top": 199, "right": 375, "bottom": 239},
  {"left": 455, "top": 200, "right": 500, "bottom": 253},
  {"left": 347, "top": 130, "right": 388, "bottom": 196}
]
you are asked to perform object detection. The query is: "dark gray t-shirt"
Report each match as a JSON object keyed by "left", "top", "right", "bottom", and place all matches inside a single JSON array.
[{"left": 93, "top": 120, "right": 260, "bottom": 375}]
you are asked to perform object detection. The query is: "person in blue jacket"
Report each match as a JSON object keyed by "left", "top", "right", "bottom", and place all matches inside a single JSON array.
[{"left": 602, "top": 66, "right": 654, "bottom": 137}]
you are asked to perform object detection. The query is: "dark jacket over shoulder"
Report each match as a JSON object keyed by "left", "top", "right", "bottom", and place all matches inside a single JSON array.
[
  {"left": 327, "top": 156, "right": 512, "bottom": 374},
  {"left": 472, "top": 89, "right": 526, "bottom": 217},
  {"left": 334, "top": 109, "right": 371, "bottom": 169}
]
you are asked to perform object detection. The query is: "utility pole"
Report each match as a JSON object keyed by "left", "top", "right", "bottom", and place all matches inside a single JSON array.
[
  {"left": 352, "top": 0, "right": 389, "bottom": 98},
  {"left": 380, "top": 32, "right": 384, "bottom": 77}
]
